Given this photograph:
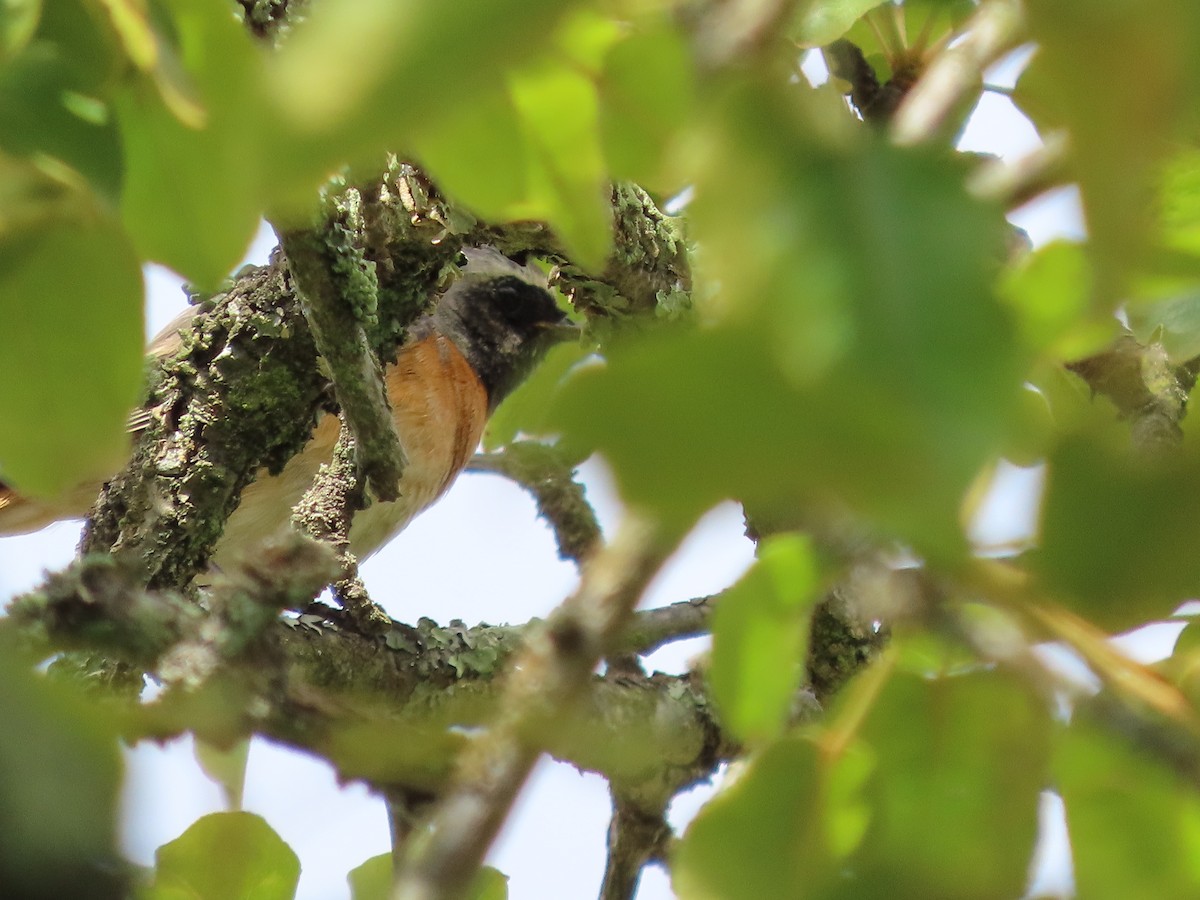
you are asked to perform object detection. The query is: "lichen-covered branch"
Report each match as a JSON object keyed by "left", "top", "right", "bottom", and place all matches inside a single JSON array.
[
  {"left": 468, "top": 442, "right": 601, "bottom": 565},
  {"left": 290, "top": 421, "right": 392, "bottom": 635},
  {"left": 1067, "top": 333, "right": 1200, "bottom": 453},
  {"left": 80, "top": 260, "right": 327, "bottom": 591},
  {"left": 277, "top": 202, "right": 407, "bottom": 504},
  {"left": 392, "top": 514, "right": 678, "bottom": 899}
]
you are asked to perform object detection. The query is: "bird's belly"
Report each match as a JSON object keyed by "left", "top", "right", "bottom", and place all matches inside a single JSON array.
[{"left": 213, "top": 334, "right": 487, "bottom": 569}]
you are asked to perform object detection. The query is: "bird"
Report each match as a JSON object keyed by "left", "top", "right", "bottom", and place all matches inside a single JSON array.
[{"left": 0, "top": 247, "right": 576, "bottom": 569}]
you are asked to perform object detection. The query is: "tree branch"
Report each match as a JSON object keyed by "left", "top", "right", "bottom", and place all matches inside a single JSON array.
[
  {"left": 277, "top": 200, "right": 407, "bottom": 504},
  {"left": 600, "top": 790, "right": 671, "bottom": 900},
  {"left": 391, "top": 513, "right": 677, "bottom": 899},
  {"left": 468, "top": 443, "right": 602, "bottom": 566},
  {"left": 891, "top": 0, "right": 1026, "bottom": 146}
]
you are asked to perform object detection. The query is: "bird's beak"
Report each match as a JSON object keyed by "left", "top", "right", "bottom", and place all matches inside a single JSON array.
[{"left": 540, "top": 319, "right": 584, "bottom": 344}]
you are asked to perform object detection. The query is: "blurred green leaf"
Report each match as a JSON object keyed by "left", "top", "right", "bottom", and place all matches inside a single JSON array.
[
  {"left": 0, "top": 205, "right": 142, "bottom": 497},
  {"left": 263, "top": 0, "right": 586, "bottom": 212},
  {"left": 711, "top": 533, "right": 821, "bottom": 744},
  {"left": 0, "top": 657, "right": 125, "bottom": 899},
  {"left": 146, "top": 812, "right": 300, "bottom": 900},
  {"left": 0, "top": 0, "right": 40, "bottom": 61},
  {"left": 598, "top": 18, "right": 694, "bottom": 190},
  {"left": 999, "top": 240, "right": 1112, "bottom": 359},
  {"left": 409, "top": 80, "right": 528, "bottom": 221},
  {"left": 468, "top": 867, "right": 509, "bottom": 900},
  {"left": 1038, "top": 432, "right": 1200, "bottom": 628},
  {"left": 793, "top": 0, "right": 884, "bottom": 48},
  {"left": 194, "top": 738, "right": 249, "bottom": 810},
  {"left": 1023, "top": 0, "right": 1200, "bottom": 302},
  {"left": 555, "top": 84, "right": 1022, "bottom": 556},
  {"left": 347, "top": 854, "right": 391, "bottom": 900},
  {"left": 0, "top": 43, "right": 122, "bottom": 199},
  {"left": 837, "top": 670, "right": 1049, "bottom": 898},
  {"left": 507, "top": 57, "right": 611, "bottom": 269},
  {"left": 484, "top": 340, "right": 590, "bottom": 452},
  {"left": 117, "top": 0, "right": 263, "bottom": 287},
  {"left": 674, "top": 738, "right": 841, "bottom": 899},
  {"left": 1057, "top": 720, "right": 1200, "bottom": 899}
]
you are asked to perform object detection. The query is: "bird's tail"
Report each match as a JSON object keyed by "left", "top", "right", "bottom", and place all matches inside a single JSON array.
[{"left": 0, "top": 480, "right": 86, "bottom": 535}]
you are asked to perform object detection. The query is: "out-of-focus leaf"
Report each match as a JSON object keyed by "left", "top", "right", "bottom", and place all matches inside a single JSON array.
[
  {"left": 483, "top": 340, "right": 590, "bottom": 452},
  {"left": 0, "top": 203, "right": 142, "bottom": 496},
  {"left": 408, "top": 80, "right": 527, "bottom": 221},
  {"left": 117, "top": 0, "right": 263, "bottom": 287},
  {"left": 0, "top": 43, "right": 122, "bottom": 199},
  {"left": 146, "top": 812, "right": 300, "bottom": 900},
  {"left": 194, "top": 738, "right": 249, "bottom": 810},
  {"left": 674, "top": 738, "right": 840, "bottom": 899},
  {"left": 598, "top": 18, "right": 694, "bottom": 189},
  {"left": 263, "top": 0, "right": 586, "bottom": 211},
  {"left": 711, "top": 534, "right": 821, "bottom": 744},
  {"left": 507, "top": 58, "right": 611, "bottom": 269},
  {"left": 998, "top": 240, "right": 1111, "bottom": 359},
  {"left": 468, "top": 867, "right": 509, "bottom": 900},
  {"left": 837, "top": 670, "right": 1049, "bottom": 898},
  {"left": 793, "top": 0, "right": 884, "bottom": 47},
  {"left": 0, "top": 0, "right": 40, "bottom": 61},
  {"left": 347, "top": 854, "right": 390, "bottom": 900},
  {"left": 1038, "top": 432, "right": 1200, "bottom": 628},
  {"left": 554, "top": 83, "right": 1023, "bottom": 556},
  {"left": 1023, "top": 0, "right": 1200, "bottom": 302},
  {"left": 1057, "top": 720, "right": 1200, "bottom": 899},
  {"left": 0, "top": 657, "right": 124, "bottom": 898}
]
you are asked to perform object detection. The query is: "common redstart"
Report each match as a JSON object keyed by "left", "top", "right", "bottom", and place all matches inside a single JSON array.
[{"left": 0, "top": 247, "right": 575, "bottom": 568}]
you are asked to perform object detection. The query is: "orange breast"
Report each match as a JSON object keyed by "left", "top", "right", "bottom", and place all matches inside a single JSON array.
[{"left": 215, "top": 333, "right": 488, "bottom": 566}]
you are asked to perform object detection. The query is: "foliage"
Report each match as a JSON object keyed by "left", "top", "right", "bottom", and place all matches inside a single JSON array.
[{"left": 4, "top": 0, "right": 1200, "bottom": 898}]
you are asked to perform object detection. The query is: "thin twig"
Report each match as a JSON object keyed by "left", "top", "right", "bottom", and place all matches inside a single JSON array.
[
  {"left": 468, "top": 443, "right": 602, "bottom": 566},
  {"left": 891, "top": 0, "right": 1026, "bottom": 146},
  {"left": 966, "top": 132, "right": 1070, "bottom": 210},
  {"left": 391, "top": 513, "right": 676, "bottom": 900},
  {"left": 277, "top": 225, "right": 407, "bottom": 503}
]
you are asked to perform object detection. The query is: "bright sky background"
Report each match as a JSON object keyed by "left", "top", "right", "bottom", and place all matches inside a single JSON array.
[{"left": 0, "top": 45, "right": 1184, "bottom": 900}]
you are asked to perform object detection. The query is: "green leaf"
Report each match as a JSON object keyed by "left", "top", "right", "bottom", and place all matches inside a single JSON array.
[
  {"left": 0, "top": 0, "right": 40, "bottom": 61},
  {"left": 840, "top": 670, "right": 1050, "bottom": 898},
  {"left": 483, "top": 340, "right": 589, "bottom": 451},
  {"left": 0, "top": 204, "right": 143, "bottom": 497},
  {"left": 598, "top": 18, "right": 695, "bottom": 189},
  {"left": 347, "top": 854, "right": 391, "bottom": 900},
  {"left": 0, "top": 42, "right": 123, "bottom": 199},
  {"left": 408, "top": 80, "right": 528, "bottom": 221},
  {"left": 998, "top": 240, "right": 1112, "bottom": 359},
  {"left": 1057, "top": 720, "right": 1200, "bottom": 899},
  {"left": 1023, "top": 0, "right": 1200, "bottom": 301},
  {"left": 673, "top": 737, "right": 842, "bottom": 899},
  {"left": 507, "top": 57, "right": 611, "bottom": 269},
  {"left": 1037, "top": 432, "right": 1200, "bottom": 628},
  {"left": 263, "top": 0, "right": 587, "bottom": 211},
  {"left": 554, "top": 84, "right": 1023, "bottom": 556},
  {"left": 710, "top": 534, "right": 822, "bottom": 744},
  {"left": 194, "top": 738, "right": 249, "bottom": 810},
  {"left": 792, "top": 0, "right": 885, "bottom": 47},
  {"left": 467, "top": 867, "right": 509, "bottom": 900},
  {"left": 117, "top": 0, "right": 264, "bottom": 287},
  {"left": 0, "top": 657, "right": 124, "bottom": 898},
  {"left": 146, "top": 812, "right": 300, "bottom": 900}
]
